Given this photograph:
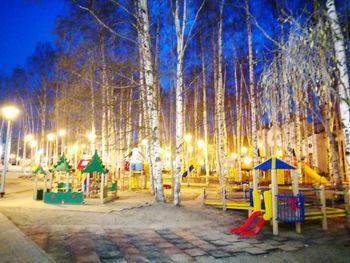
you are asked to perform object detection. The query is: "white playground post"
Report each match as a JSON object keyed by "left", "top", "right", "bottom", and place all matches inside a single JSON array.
[
  {"left": 66, "top": 172, "right": 69, "bottom": 192},
  {"left": 86, "top": 173, "right": 90, "bottom": 198},
  {"left": 292, "top": 169, "right": 301, "bottom": 233},
  {"left": 100, "top": 173, "right": 105, "bottom": 204},
  {"left": 34, "top": 174, "right": 38, "bottom": 200},
  {"left": 271, "top": 167, "right": 278, "bottom": 235},
  {"left": 253, "top": 169, "right": 258, "bottom": 190},
  {"left": 81, "top": 172, "right": 85, "bottom": 196}
]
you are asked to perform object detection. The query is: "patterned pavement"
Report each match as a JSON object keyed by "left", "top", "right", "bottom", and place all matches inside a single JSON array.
[{"left": 21, "top": 223, "right": 350, "bottom": 263}]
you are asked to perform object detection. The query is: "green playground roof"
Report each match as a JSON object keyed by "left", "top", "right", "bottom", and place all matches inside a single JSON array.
[
  {"left": 50, "top": 154, "right": 72, "bottom": 172},
  {"left": 254, "top": 157, "right": 296, "bottom": 170},
  {"left": 33, "top": 167, "right": 47, "bottom": 176},
  {"left": 82, "top": 150, "right": 108, "bottom": 174}
]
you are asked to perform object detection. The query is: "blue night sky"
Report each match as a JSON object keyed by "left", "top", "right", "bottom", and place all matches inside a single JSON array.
[{"left": 0, "top": 0, "right": 67, "bottom": 75}]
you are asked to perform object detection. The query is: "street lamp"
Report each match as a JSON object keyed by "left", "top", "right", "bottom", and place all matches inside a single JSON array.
[
  {"left": 46, "top": 133, "right": 55, "bottom": 166},
  {"left": 87, "top": 132, "right": 95, "bottom": 155},
  {"left": 22, "top": 134, "right": 33, "bottom": 166},
  {"left": 231, "top": 152, "right": 238, "bottom": 159},
  {"left": 1, "top": 105, "right": 20, "bottom": 197},
  {"left": 58, "top": 129, "right": 66, "bottom": 156},
  {"left": 184, "top": 133, "right": 192, "bottom": 143},
  {"left": 29, "top": 140, "right": 37, "bottom": 165},
  {"left": 73, "top": 144, "right": 79, "bottom": 169}
]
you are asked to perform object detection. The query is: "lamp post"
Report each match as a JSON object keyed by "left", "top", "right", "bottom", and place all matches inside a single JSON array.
[
  {"left": 1, "top": 105, "right": 20, "bottom": 197},
  {"left": 22, "top": 134, "right": 33, "bottom": 167},
  {"left": 73, "top": 144, "right": 78, "bottom": 169},
  {"left": 29, "top": 140, "right": 37, "bottom": 165},
  {"left": 184, "top": 134, "right": 192, "bottom": 168},
  {"left": 46, "top": 133, "right": 55, "bottom": 167},
  {"left": 58, "top": 129, "right": 66, "bottom": 156},
  {"left": 184, "top": 133, "right": 192, "bottom": 184},
  {"left": 87, "top": 132, "right": 95, "bottom": 156}
]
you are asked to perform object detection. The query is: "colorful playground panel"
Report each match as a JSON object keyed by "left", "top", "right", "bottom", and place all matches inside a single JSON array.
[{"left": 44, "top": 192, "right": 84, "bottom": 204}]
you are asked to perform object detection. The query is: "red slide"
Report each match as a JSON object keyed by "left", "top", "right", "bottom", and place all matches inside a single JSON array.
[
  {"left": 239, "top": 218, "right": 266, "bottom": 237},
  {"left": 230, "top": 211, "right": 262, "bottom": 234}
]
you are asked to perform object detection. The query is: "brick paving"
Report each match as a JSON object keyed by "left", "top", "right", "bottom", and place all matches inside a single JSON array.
[{"left": 18, "top": 224, "right": 350, "bottom": 262}]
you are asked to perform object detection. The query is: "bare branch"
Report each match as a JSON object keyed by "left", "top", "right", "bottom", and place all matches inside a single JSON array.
[{"left": 71, "top": 0, "right": 137, "bottom": 45}]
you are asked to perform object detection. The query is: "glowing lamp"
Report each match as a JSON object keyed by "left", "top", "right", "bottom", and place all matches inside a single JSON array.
[
  {"left": 29, "top": 140, "right": 37, "bottom": 148},
  {"left": 184, "top": 133, "right": 192, "bottom": 142},
  {"left": 276, "top": 149, "right": 283, "bottom": 157},
  {"left": 231, "top": 153, "right": 238, "bottom": 159},
  {"left": 197, "top": 140, "right": 205, "bottom": 148},
  {"left": 24, "top": 134, "right": 34, "bottom": 142},
  {"left": 243, "top": 156, "right": 252, "bottom": 165},
  {"left": 1, "top": 105, "right": 20, "bottom": 120},
  {"left": 241, "top": 147, "right": 248, "bottom": 154},
  {"left": 58, "top": 129, "right": 66, "bottom": 137},
  {"left": 47, "top": 133, "right": 55, "bottom": 141}
]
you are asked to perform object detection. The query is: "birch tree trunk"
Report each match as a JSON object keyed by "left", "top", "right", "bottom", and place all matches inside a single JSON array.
[
  {"left": 215, "top": 0, "right": 227, "bottom": 210},
  {"left": 326, "top": 0, "right": 350, "bottom": 184},
  {"left": 100, "top": 34, "right": 109, "bottom": 163},
  {"left": 173, "top": 0, "right": 185, "bottom": 206},
  {"left": 200, "top": 34, "right": 210, "bottom": 185},
  {"left": 90, "top": 74, "right": 96, "bottom": 155},
  {"left": 172, "top": 0, "right": 204, "bottom": 206},
  {"left": 137, "top": 0, "right": 165, "bottom": 202},
  {"left": 245, "top": 0, "right": 259, "bottom": 166}
]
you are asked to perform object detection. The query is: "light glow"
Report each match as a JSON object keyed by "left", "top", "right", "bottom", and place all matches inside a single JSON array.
[
  {"left": 58, "top": 129, "right": 66, "bottom": 137},
  {"left": 1, "top": 105, "right": 20, "bottom": 120},
  {"left": 243, "top": 156, "right": 252, "bottom": 165},
  {"left": 241, "top": 146, "right": 248, "bottom": 154},
  {"left": 184, "top": 133, "right": 192, "bottom": 142},
  {"left": 47, "top": 133, "right": 55, "bottom": 141}
]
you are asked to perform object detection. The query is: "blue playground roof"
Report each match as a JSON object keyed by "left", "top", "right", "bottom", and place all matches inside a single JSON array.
[{"left": 254, "top": 157, "right": 296, "bottom": 170}]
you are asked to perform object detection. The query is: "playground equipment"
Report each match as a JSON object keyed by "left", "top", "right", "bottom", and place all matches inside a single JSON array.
[
  {"left": 300, "top": 186, "right": 348, "bottom": 230},
  {"left": 82, "top": 150, "right": 116, "bottom": 204},
  {"left": 301, "top": 163, "right": 331, "bottom": 186},
  {"left": 44, "top": 154, "right": 83, "bottom": 204},
  {"left": 77, "top": 159, "right": 91, "bottom": 188},
  {"left": 128, "top": 163, "right": 145, "bottom": 190},
  {"left": 230, "top": 189, "right": 273, "bottom": 236},
  {"left": 121, "top": 148, "right": 147, "bottom": 190},
  {"left": 250, "top": 157, "right": 349, "bottom": 235},
  {"left": 202, "top": 188, "right": 251, "bottom": 211},
  {"left": 251, "top": 157, "right": 303, "bottom": 235},
  {"left": 33, "top": 166, "right": 48, "bottom": 200}
]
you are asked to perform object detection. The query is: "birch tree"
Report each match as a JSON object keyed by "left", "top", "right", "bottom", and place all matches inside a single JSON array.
[
  {"left": 137, "top": 0, "right": 165, "bottom": 202},
  {"left": 172, "top": 0, "right": 205, "bottom": 206},
  {"left": 214, "top": 0, "right": 227, "bottom": 210},
  {"left": 245, "top": 0, "right": 259, "bottom": 166},
  {"left": 326, "top": 0, "right": 350, "bottom": 183}
]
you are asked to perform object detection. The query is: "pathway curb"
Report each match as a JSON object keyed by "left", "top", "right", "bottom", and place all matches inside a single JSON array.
[{"left": 0, "top": 212, "right": 55, "bottom": 263}]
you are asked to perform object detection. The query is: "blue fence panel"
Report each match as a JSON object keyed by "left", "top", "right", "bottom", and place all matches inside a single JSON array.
[{"left": 276, "top": 194, "right": 304, "bottom": 223}]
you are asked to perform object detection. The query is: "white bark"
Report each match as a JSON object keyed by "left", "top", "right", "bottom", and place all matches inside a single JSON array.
[
  {"left": 327, "top": 0, "right": 350, "bottom": 184},
  {"left": 245, "top": 0, "right": 258, "bottom": 166},
  {"left": 200, "top": 34, "right": 210, "bottom": 185},
  {"left": 100, "top": 35, "right": 109, "bottom": 163},
  {"left": 172, "top": 0, "right": 205, "bottom": 206},
  {"left": 173, "top": 0, "right": 185, "bottom": 206},
  {"left": 215, "top": 0, "right": 226, "bottom": 210},
  {"left": 137, "top": 0, "right": 165, "bottom": 202}
]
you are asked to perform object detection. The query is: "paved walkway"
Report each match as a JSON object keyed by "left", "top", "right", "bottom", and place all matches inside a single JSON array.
[
  {"left": 15, "top": 216, "right": 350, "bottom": 263},
  {"left": 0, "top": 212, "right": 55, "bottom": 263},
  {"left": 1, "top": 172, "right": 350, "bottom": 262}
]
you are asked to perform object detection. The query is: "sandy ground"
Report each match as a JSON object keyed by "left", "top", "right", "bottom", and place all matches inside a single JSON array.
[{"left": 0, "top": 171, "right": 349, "bottom": 262}]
